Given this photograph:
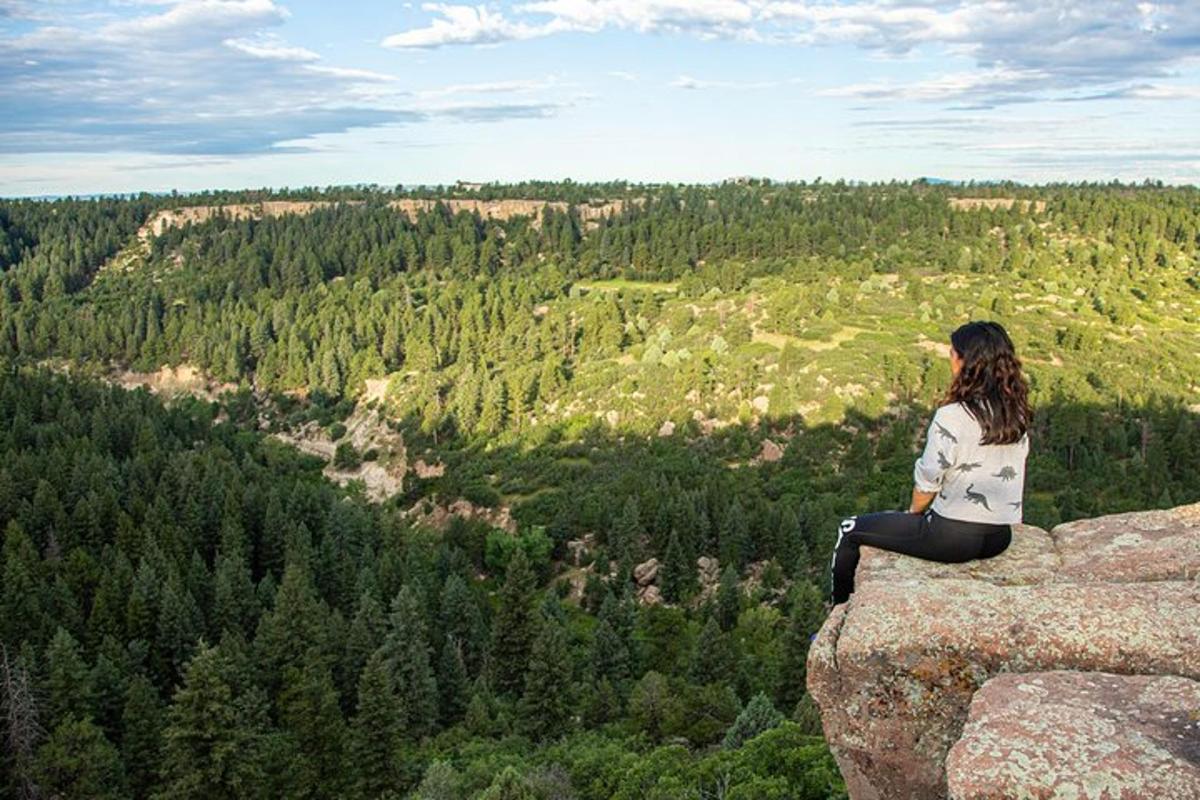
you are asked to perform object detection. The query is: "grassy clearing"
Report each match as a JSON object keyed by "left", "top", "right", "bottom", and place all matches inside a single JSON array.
[
  {"left": 752, "top": 325, "right": 868, "bottom": 351},
  {"left": 575, "top": 278, "right": 679, "bottom": 293}
]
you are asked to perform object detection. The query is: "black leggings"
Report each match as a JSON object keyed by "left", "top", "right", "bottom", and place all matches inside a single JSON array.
[{"left": 830, "top": 510, "right": 1011, "bottom": 604}]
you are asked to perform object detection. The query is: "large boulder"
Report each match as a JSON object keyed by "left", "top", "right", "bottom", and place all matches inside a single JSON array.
[
  {"left": 633, "top": 558, "right": 659, "bottom": 587},
  {"left": 807, "top": 502, "right": 1200, "bottom": 800},
  {"left": 946, "top": 671, "right": 1200, "bottom": 800}
]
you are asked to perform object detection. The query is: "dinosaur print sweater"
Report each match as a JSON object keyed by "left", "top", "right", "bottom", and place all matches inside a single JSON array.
[{"left": 913, "top": 402, "right": 1029, "bottom": 524}]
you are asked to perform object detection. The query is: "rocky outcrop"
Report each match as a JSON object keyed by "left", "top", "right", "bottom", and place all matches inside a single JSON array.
[
  {"left": 947, "top": 671, "right": 1200, "bottom": 799},
  {"left": 807, "top": 502, "right": 1200, "bottom": 800},
  {"left": 389, "top": 198, "right": 630, "bottom": 228},
  {"left": 139, "top": 201, "right": 356, "bottom": 241},
  {"left": 139, "top": 198, "right": 633, "bottom": 242}
]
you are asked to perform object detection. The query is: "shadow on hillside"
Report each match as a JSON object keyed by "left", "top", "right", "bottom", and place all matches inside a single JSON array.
[{"left": 375, "top": 397, "right": 1200, "bottom": 587}]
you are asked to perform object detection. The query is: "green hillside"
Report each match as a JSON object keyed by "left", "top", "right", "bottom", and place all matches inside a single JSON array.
[{"left": 1, "top": 181, "right": 1198, "bottom": 799}]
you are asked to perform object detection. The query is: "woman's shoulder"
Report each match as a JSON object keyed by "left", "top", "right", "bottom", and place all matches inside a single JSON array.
[{"left": 934, "top": 401, "right": 971, "bottom": 423}]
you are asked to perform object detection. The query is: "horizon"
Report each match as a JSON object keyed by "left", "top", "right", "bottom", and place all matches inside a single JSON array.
[
  {"left": 1, "top": 175, "right": 1190, "bottom": 202},
  {"left": 3, "top": 0, "right": 1199, "bottom": 196}
]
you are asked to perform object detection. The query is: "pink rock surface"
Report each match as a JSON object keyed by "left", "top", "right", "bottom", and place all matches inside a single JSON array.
[
  {"left": 808, "top": 502, "right": 1200, "bottom": 800},
  {"left": 947, "top": 671, "right": 1200, "bottom": 800}
]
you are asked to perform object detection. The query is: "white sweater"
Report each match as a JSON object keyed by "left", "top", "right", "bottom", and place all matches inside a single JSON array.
[{"left": 913, "top": 402, "right": 1029, "bottom": 524}]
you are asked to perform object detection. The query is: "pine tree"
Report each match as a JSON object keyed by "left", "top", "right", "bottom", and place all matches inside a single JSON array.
[
  {"left": 157, "top": 643, "right": 264, "bottom": 800},
  {"left": 719, "top": 500, "right": 752, "bottom": 570},
  {"left": 379, "top": 585, "right": 438, "bottom": 739},
  {"left": 343, "top": 589, "right": 386, "bottom": 696},
  {"left": 610, "top": 495, "right": 641, "bottom": 563},
  {"left": 43, "top": 627, "right": 94, "bottom": 730},
  {"left": 254, "top": 562, "right": 329, "bottom": 696},
  {"left": 2, "top": 522, "right": 44, "bottom": 645},
  {"left": 156, "top": 572, "right": 203, "bottom": 685},
  {"left": 277, "top": 658, "right": 347, "bottom": 799},
  {"left": 517, "top": 614, "right": 572, "bottom": 740},
  {"left": 716, "top": 565, "right": 741, "bottom": 631},
  {"left": 792, "top": 692, "right": 824, "bottom": 736},
  {"left": 213, "top": 546, "right": 258, "bottom": 639},
  {"left": 349, "top": 649, "right": 399, "bottom": 798},
  {"left": 690, "top": 615, "right": 735, "bottom": 686},
  {"left": 660, "top": 528, "right": 694, "bottom": 602},
  {"left": 490, "top": 547, "right": 538, "bottom": 697},
  {"left": 628, "top": 671, "right": 677, "bottom": 743},
  {"left": 722, "top": 692, "right": 783, "bottom": 750},
  {"left": 121, "top": 674, "right": 165, "bottom": 799},
  {"left": 439, "top": 573, "right": 485, "bottom": 675},
  {"left": 33, "top": 717, "right": 127, "bottom": 800},
  {"left": 438, "top": 636, "right": 470, "bottom": 725},
  {"left": 591, "top": 588, "right": 634, "bottom": 689},
  {"left": 777, "top": 580, "right": 825, "bottom": 710}
]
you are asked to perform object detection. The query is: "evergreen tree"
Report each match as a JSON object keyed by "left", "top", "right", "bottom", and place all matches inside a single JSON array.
[
  {"left": 349, "top": 649, "right": 399, "bottom": 798},
  {"left": 490, "top": 547, "right": 538, "bottom": 697},
  {"left": 157, "top": 643, "right": 265, "bottom": 800},
  {"left": 2, "top": 522, "right": 44, "bottom": 645},
  {"left": 43, "top": 627, "right": 94, "bottom": 729},
  {"left": 438, "top": 636, "right": 470, "bottom": 725},
  {"left": 628, "top": 671, "right": 677, "bottom": 743},
  {"left": 777, "top": 581, "right": 825, "bottom": 710},
  {"left": 414, "top": 760, "right": 463, "bottom": 800},
  {"left": 719, "top": 500, "right": 752, "bottom": 570},
  {"left": 517, "top": 614, "right": 572, "bottom": 740},
  {"left": 277, "top": 658, "right": 346, "bottom": 799},
  {"left": 722, "top": 692, "right": 784, "bottom": 750},
  {"left": 479, "top": 767, "right": 535, "bottom": 800},
  {"left": 121, "top": 674, "right": 165, "bottom": 799},
  {"left": 439, "top": 573, "right": 485, "bottom": 675},
  {"left": 379, "top": 586, "right": 438, "bottom": 739},
  {"left": 690, "top": 615, "right": 735, "bottom": 686},
  {"left": 660, "top": 528, "right": 694, "bottom": 602},
  {"left": 716, "top": 564, "right": 741, "bottom": 631},
  {"left": 33, "top": 717, "right": 127, "bottom": 800},
  {"left": 254, "top": 562, "right": 329, "bottom": 695}
]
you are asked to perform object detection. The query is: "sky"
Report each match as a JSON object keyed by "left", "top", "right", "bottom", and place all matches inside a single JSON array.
[{"left": 1, "top": 0, "right": 1199, "bottom": 195}]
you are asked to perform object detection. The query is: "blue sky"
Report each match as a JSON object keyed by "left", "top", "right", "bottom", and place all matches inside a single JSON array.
[{"left": 2, "top": 0, "right": 1199, "bottom": 195}]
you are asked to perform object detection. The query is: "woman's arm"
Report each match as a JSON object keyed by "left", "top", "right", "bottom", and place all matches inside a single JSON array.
[
  {"left": 908, "top": 487, "right": 937, "bottom": 514},
  {"left": 912, "top": 406, "right": 957, "bottom": 510}
]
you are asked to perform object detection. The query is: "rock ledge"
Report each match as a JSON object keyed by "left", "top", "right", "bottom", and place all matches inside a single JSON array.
[{"left": 807, "top": 502, "right": 1200, "bottom": 800}]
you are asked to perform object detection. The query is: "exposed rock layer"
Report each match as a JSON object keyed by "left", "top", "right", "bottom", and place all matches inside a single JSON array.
[{"left": 807, "top": 502, "right": 1200, "bottom": 800}]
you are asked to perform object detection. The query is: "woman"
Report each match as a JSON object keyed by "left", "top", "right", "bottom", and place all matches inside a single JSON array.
[{"left": 829, "top": 321, "right": 1031, "bottom": 604}]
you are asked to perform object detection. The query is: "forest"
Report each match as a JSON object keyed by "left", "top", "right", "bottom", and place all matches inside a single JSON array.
[{"left": 1, "top": 180, "right": 1198, "bottom": 799}]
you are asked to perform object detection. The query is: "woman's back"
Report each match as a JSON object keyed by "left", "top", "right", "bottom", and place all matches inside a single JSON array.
[{"left": 918, "top": 401, "right": 1029, "bottom": 524}]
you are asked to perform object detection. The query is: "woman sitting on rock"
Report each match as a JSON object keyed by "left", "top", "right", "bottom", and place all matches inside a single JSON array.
[{"left": 830, "top": 320, "right": 1031, "bottom": 604}]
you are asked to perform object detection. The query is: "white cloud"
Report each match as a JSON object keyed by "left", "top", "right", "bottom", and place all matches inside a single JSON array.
[
  {"left": 671, "top": 74, "right": 802, "bottom": 90},
  {"left": 225, "top": 36, "right": 320, "bottom": 61},
  {"left": 382, "top": 3, "right": 562, "bottom": 48},
  {"left": 415, "top": 77, "right": 563, "bottom": 98},
  {"left": 0, "top": 0, "right": 570, "bottom": 156},
  {"left": 381, "top": 1, "right": 1200, "bottom": 106}
]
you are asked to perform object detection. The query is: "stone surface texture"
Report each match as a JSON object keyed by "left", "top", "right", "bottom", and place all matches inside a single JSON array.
[
  {"left": 946, "top": 671, "right": 1200, "bottom": 800},
  {"left": 807, "top": 502, "right": 1200, "bottom": 800}
]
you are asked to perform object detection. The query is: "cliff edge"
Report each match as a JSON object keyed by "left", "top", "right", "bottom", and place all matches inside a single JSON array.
[{"left": 807, "top": 502, "right": 1200, "bottom": 800}]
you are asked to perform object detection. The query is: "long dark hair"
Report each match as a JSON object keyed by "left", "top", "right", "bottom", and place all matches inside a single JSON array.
[{"left": 944, "top": 321, "right": 1031, "bottom": 445}]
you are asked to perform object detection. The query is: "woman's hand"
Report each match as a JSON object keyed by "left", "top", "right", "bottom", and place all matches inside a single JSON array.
[{"left": 909, "top": 487, "right": 937, "bottom": 514}]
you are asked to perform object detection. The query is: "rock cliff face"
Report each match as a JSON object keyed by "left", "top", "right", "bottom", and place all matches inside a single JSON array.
[{"left": 807, "top": 502, "right": 1200, "bottom": 800}]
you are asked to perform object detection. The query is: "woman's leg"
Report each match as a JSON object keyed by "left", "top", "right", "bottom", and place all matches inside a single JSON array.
[{"left": 829, "top": 511, "right": 995, "bottom": 604}]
